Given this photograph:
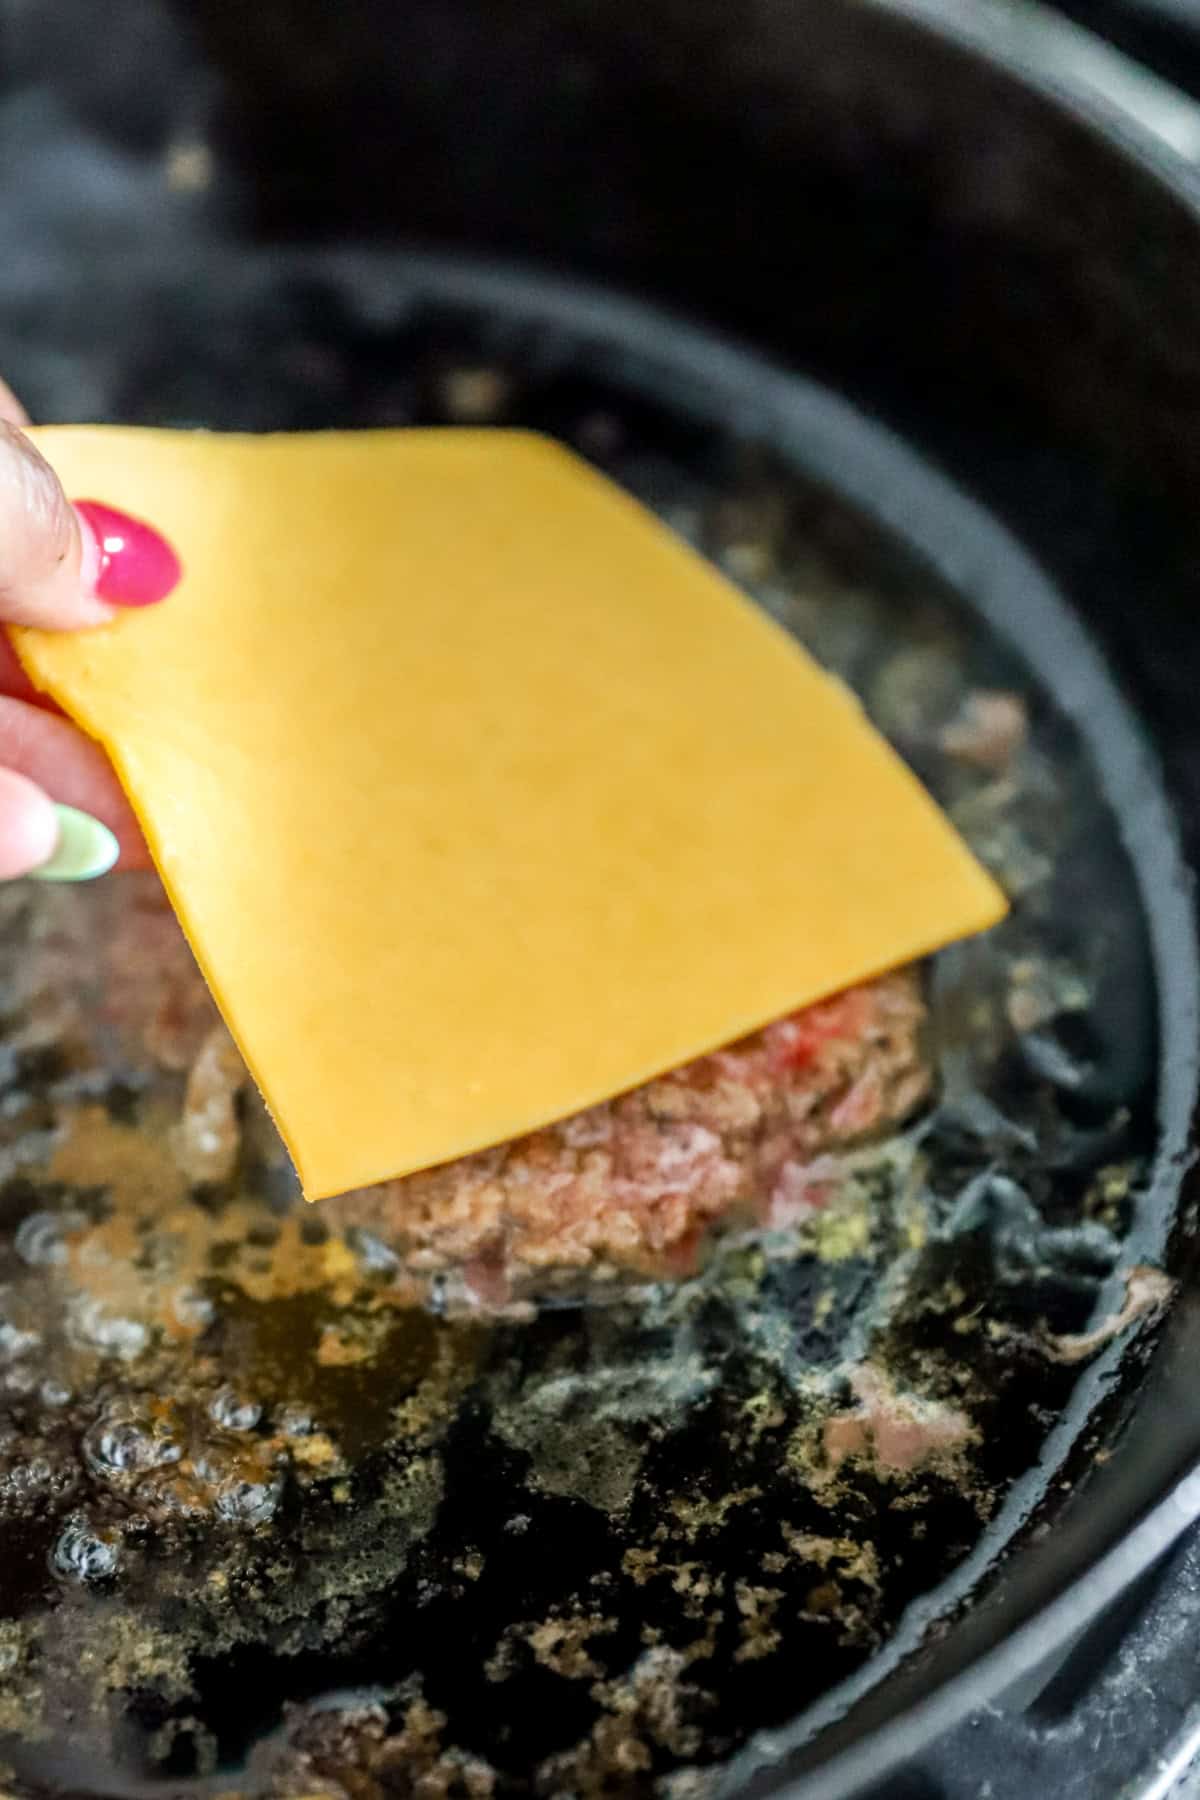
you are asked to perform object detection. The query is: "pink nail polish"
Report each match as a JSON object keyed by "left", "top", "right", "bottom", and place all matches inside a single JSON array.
[{"left": 74, "top": 501, "right": 182, "bottom": 607}]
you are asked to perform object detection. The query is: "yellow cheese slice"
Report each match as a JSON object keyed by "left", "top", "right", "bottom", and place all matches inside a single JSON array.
[{"left": 17, "top": 427, "right": 1006, "bottom": 1200}]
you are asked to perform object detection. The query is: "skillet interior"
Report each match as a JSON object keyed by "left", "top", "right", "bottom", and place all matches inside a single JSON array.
[{"left": 0, "top": 252, "right": 1190, "bottom": 1799}]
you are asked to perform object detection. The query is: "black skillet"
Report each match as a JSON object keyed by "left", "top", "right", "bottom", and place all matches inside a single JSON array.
[{"left": 5, "top": 0, "right": 1200, "bottom": 1795}]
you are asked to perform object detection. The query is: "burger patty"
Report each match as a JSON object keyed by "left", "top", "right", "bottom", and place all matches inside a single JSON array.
[
  {"left": 324, "top": 971, "right": 930, "bottom": 1303},
  {"left": 34, "top": 882, "right": 931, "bottom": 1306}
]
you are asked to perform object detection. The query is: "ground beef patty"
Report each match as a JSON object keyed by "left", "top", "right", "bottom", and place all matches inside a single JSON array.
[
  {"left": 36, "top": 882, "right": 930, "bottom": 1305},
  {"left": 324, "top": 972, "right": 930, "bottom": 1302}
]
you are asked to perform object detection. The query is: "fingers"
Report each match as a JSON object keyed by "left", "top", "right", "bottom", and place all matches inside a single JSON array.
[
  {"left": 0, "top": 768, "right": 123, "bottom": 883},
  {"left": 0, "top": 380, "right": 177, "bottom": 880},
  {"left": 0, "top": 424, "right": 182, "bottom": 632},
  {"left": 0, "top": 422, "right": 114, "bottom": 629},
  {"left": 0, "top": 696, "right": 150, "bottom": 870}
]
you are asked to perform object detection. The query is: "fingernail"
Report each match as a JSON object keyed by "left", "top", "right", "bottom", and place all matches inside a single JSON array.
[
  {"left": 29, "top": 804, "right": 119, "bottom": 883},
  {"left": 74, "top": 501, "right": 182, "bottom": 607}
]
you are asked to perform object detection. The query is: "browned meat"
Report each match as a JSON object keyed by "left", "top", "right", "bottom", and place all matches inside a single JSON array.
[
  {"left": 39, "top": 878, "right": 930, "bottom": 1304},
  {"left": 325, "top": 972, "right": 930, "bottom": 1301}
]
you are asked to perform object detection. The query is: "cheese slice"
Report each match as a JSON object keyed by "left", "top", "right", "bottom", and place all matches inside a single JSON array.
[{"left": 17, "top": 427, "right": 1006, "bottom": 1200}]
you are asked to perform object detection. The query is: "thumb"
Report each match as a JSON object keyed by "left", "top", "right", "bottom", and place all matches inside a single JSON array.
[{"left": 0, "top": 422, "right": 113, "bottom": 629}]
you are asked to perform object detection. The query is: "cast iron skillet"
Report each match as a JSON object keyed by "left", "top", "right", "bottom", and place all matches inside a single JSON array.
[
  {"left": 174, "top": 1, "right": 1200, "bottom": 1790},
  {"left": 8, "top": 0, "right": 1200, "bottom": 1794},
  {"left": 718, "top": 8, "right": 1200, "bottom": 1787}
]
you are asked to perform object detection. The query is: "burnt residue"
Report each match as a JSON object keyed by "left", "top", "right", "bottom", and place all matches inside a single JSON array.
[{"left": 0, "top": 290, "right": 1167, "bottom": 1799}]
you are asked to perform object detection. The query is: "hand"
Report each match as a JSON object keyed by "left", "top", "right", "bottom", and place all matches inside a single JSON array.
[{"left": 0, "top": 378, "right": 180, "bottom": 880}]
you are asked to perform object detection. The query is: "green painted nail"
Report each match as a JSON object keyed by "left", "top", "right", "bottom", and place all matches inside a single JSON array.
[{"left": 30, "top": 804, "right": 120, "bottom": 883}]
